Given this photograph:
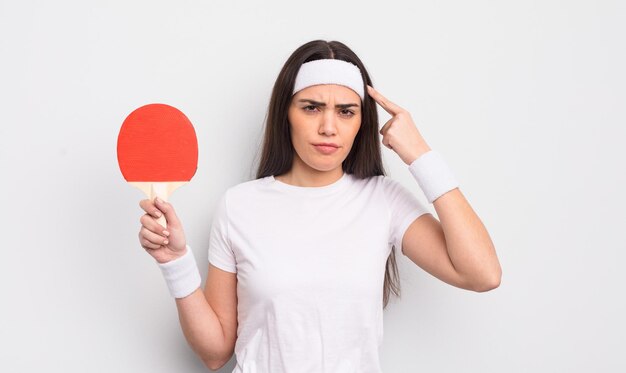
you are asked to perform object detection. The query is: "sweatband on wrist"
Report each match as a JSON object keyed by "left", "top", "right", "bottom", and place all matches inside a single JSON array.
[
  {"left": 408, "top": 150, "right": 460, "bottom": 203},
  {"left": 156, "top": 244, "right": 201, "bottom": 299}
]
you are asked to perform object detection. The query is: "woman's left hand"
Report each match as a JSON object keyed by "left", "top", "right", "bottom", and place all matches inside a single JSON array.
[{"left": 367, "top": 84, "right": 432, "bottom": 165}]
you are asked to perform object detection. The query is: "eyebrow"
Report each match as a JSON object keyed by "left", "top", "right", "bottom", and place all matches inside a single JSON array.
[{"left": 297, "top": 99, "right": 359, "bottom": 109}]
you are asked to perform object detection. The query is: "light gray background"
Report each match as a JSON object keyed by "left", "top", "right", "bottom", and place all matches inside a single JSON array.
[{"left": 1, "top": 0, "right": 624, "bottom": 372}]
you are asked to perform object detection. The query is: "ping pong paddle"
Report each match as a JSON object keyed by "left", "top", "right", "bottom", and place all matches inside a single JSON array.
[{"left": 117, "top": 103, "right": 198, "bottom": 228}]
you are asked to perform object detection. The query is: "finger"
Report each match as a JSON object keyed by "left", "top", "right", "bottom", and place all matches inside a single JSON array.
[
  {"left": 367, "top": 85, "right": 405, "bottom": 116},
  {"left": 140, "top": 214, "right": 170, "bottom": 237},
  {"left": 139, "top": 226, "right": 169, "bottom": 247},
  {"left": 382, "top": 136, "right": 392, "bottom": 150},
  {"left": 140, "top": 236, "right": 162, "bottom": 250},
  {"left": 138, "top": 230, "right": 164, "bottom": 250},
  {"left": 379, "top": 117, "right": 394, "bottom": 135},
  {"left": 139, "top": 199, "right": 163, "bottom": 219},
  {"left": 154, "top": 197, "right": 180, "bottom": 227}
]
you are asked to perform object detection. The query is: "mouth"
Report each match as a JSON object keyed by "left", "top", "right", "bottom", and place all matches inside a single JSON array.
[
  {"left": 312, "top": 142, "right": 339, "bottom": 148},
  {"left": 312, "top": 143, "right": 340, "bottom": 154}
]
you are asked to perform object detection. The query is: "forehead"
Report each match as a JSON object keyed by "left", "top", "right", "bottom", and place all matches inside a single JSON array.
[{"left": 293, "top": 84, "right": 360, "bottom": 102}]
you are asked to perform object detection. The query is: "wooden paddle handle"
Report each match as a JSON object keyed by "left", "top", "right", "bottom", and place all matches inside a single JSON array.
[{"left": 128, "top": 181, "right": 188, "bottom": 228}]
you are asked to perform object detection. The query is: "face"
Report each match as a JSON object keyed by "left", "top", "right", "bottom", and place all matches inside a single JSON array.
[{"left": 287, "top": 84, "right": 362, "bottom": 173}]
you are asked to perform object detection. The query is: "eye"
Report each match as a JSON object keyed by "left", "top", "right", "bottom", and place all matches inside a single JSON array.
[
  {"left": 340, "top": 109, "right": 355, "bottom": 117},
  {"left": 303, "top": 105, "right": 318, "bottom": 112}
]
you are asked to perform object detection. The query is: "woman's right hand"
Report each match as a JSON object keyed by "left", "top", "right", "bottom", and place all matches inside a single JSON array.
[{"left": 138, "top": 197, "right": 188, "bottom": 264}]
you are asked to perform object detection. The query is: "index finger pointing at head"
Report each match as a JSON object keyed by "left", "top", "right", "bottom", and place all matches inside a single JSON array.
[{"left": 367, "top": 85, "right": 404, "bottom": 116}]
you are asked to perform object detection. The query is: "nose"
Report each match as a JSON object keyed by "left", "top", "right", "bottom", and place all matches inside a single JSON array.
[{"left": 318, "top": 110, "right": 337, "bottom": 135}]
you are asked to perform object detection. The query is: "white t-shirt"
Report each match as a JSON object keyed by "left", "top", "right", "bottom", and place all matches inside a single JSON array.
[{"left": 208, "top": 172, "right": 430, "bottom": 373}]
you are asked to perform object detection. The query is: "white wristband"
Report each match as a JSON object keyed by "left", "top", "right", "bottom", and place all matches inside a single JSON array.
[
  {"left": 408, "top": 150, "right": 460, "bottom": 204},
  {"left": 156, "top": 244, "right": 202, "bottom": 299}
]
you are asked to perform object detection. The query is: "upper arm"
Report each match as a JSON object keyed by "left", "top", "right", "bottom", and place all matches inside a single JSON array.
[
  {"left": 204, "top": 190, "right": 238, "bottom": 363},
  {"left": 204, "top": 263, "right": 238, "bottom": 364},
  {"left": 400, "top": 213, "right": 472, "bottom": 290}
]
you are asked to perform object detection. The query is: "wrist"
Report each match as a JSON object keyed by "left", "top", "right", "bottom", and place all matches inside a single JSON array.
[
  {"left": 155, "top": 245, "right": 188, "bottom": 264},
  {"left": 407, "top": 146, "right": 432, "bottom": 165},
  {"left": 156, "top": 244, "right": 201, "bottom": 299},
  {"left": 408, "top": 150, "right": 460, "bottom": 204}
]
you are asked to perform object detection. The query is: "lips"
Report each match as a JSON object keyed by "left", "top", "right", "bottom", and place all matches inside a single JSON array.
[
  {"left": 313, "top": 142, "right": 339, "bottom": 148},
  {"left": 313, "top": 144, "right": 340, "bottom": 154}
]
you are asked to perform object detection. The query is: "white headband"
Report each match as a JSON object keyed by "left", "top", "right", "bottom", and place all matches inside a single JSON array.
[{"left": 292, "top": 59, "right": 365, "bottom": 101}]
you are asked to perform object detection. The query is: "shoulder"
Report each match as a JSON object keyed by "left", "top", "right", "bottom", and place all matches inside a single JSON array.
[
  {"left": 373, "top": 174, "right": 425, "bottom": 210},
  {"left": 376, "top": 174, "right": 412, "bottom": 192},
  {"left": 219, "top": 176, "right": 273, "bottom": 205},
  {"left": 349, "top": 173, "right": 386, "bottom": 187},
  {"left": 355, "top": 174, "right": 402, "bottom": 193},
  {"left": 227, "top": 176, "right": 268, "bottom": 192},
  {"left": 344, "top": 174, "right": 402, "bottom": 197}
]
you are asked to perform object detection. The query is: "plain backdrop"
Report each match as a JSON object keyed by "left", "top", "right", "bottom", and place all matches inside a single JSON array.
[{"left": 1, "top": 0, "right": 624, "bottom": 372}]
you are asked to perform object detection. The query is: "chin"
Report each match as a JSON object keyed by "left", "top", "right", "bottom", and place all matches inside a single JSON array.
[{"left": 309, "top": 160, "right": 343, "bottom": 172}]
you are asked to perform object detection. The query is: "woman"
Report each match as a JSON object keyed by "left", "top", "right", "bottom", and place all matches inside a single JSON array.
[{"left": 138, "top": 39, "right": 501, "bottom": 372}]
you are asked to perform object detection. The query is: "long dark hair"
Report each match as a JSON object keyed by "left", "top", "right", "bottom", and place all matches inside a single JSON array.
[{"left": 254, "top": 39, "right": 401, "bottom": 309}]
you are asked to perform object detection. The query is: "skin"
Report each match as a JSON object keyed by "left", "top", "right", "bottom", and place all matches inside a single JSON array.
[
  {"left": 366, "top": 85, "right": 502, "bottom": 291},
  {"left": 275, "top": 84, "right": 362, "bottom": 187},
  {"left": 137, "top": 83, "right": 502, "bottom": 290},
  {"left": 135, "top": 81, "right": 501, "bottom": 370},
  {"left": 277, "top": 83, "right": 501, "bottom": 291}
]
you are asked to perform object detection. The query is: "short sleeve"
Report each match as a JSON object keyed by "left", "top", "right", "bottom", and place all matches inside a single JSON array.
[
  {"left": 207, "top": 190, "right": 237, "bottom": 273},
  {"left": 382, "top": 176, "right": 430, "bottom": 254}
]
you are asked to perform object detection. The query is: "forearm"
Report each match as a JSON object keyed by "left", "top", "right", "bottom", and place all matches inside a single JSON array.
[
  {"left": 433, "top": 188, "right": 501, "bottom": 290},
  {"left": 175, "top": 287, "right": 228, "bottom": 367}
]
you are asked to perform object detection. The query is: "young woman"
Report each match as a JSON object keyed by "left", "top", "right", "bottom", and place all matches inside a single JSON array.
[{"left": 137, "top": 39, "right": 501, "bottom": 372}]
